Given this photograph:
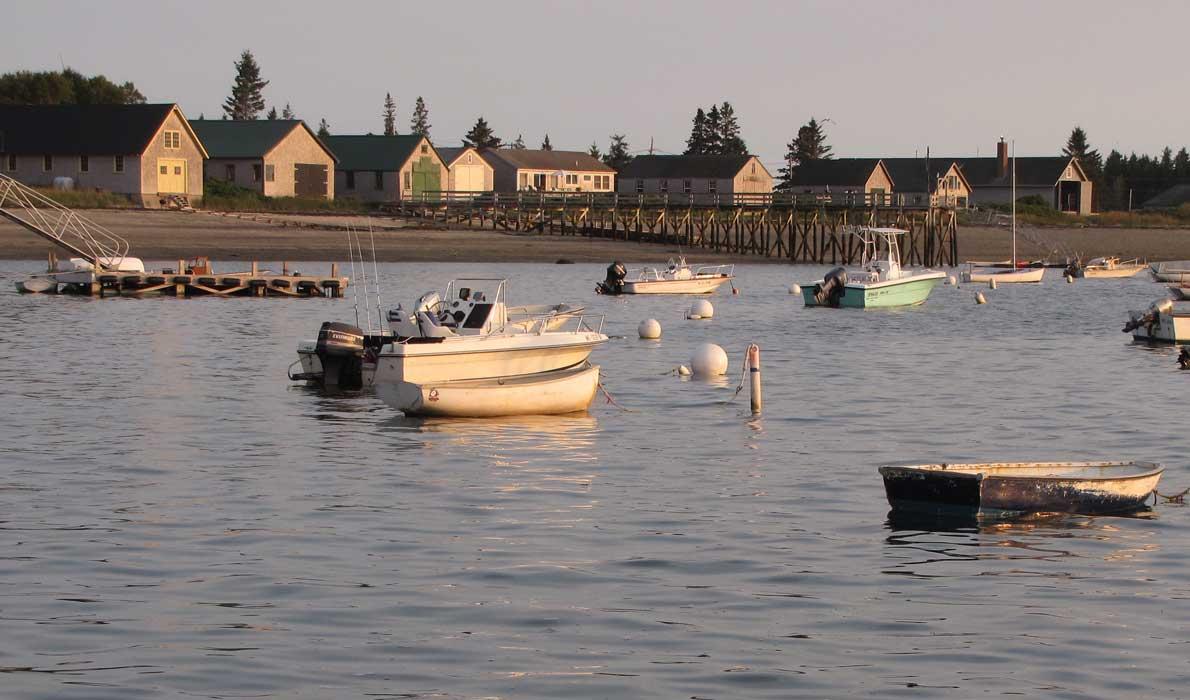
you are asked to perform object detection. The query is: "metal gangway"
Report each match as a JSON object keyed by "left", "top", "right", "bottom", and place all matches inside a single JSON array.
[{"left": 0, "top": 173, "right": 131, "bottom": 269}]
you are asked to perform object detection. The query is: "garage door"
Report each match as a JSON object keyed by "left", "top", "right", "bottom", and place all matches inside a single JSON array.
[
  {"left": 157, "top": 158, "right": 186, "bottom": 194},
  {"left": 454, "top": 164, "right": 484, "bottom": 192},
  {"left": 294, "top": 163, "right": 328, "bottom": 198},
  {"left": 411, "top": 157, "right": 441, "bottom": 200}
]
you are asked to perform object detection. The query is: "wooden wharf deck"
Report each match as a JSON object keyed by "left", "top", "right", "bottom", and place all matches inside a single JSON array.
[
  {"left": 392, "top": 191, "right": 959, "bottom": 267},
  {"left": 60, "top": 260, "right": 349, "bottom": 298}
]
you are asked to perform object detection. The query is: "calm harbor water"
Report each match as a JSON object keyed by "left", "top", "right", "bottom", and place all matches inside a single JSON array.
[{"left": 0, "top": 260, "right": 1187, "bottom": 699}]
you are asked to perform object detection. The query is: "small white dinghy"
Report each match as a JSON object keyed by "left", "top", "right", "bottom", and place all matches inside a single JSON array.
[
  {"left": 15, "top": 277, "right": 58, "bottom": 293},
  {"left": 377, "top": 363, "right": 600, "bottom": 418}
]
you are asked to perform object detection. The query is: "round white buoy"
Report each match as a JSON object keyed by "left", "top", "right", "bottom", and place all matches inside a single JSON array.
[
  {"left": 1065, "top": 274, "right": 1074, "bottom": 284},
  {"left": 677, "top": 365, "right": 692, "bottom": 376},
  {"left": 638, "top": 318, "right": 662, "bottom": 339},
  {"left": 689, "top": 299, "right": 714, "bottom": 320},
  {"left": 988, "top": 278, "right": 997, "bottom": 290},
  {"left": 690, "top": 343, "right": 729, "bottom": 376},
  {"left": 975, "top": 291, "right": 987, "bottom": 304},
  {"left": 789, "top": 283, "right": 802, "bottom": 295},
  {"left": 946, "top": 275, "right": 957, "bottom": 286}
]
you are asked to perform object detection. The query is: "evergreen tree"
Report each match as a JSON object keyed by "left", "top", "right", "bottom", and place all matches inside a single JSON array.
[
  {"left": 1063, "top": 126, "right": 1102, "bottom": 180},
  {"left": 463, "top": 116, "right": 501, "bottom": 149},
  {"left": 684, "top": 108, "right": 709, "bottom": 155},
  {"left": 266, "top": 106, "right": 277, "bottom": 120},
  {"left": 588, "top": 142, "right": 602, "bottom": 160},
  {"left": 1160, "top": 146, "right": 1175, "bottom": 178},
  {"left": 222, "top": 50, "right": 269, "bottom": 120},
  {"left": 410, "top": 96, "right": 431, "bottom": 137},
  {"left": 281, "top": 103, "right": 295, "bottom": 120},
  {"left": 0, "top": 68, "right": 145, "bottom": 105},
  {"left": 317, "top": 118, "right": 330, "bottom": 137},
  {"left": 779, "top": 117, "right": 833, "bottom": 186},
  {"left": 1175, "top": 148, "right": 1190, "bottom": 179},
  {"left": 383, "top": 93, "right": 397, "bottom": 136},
  {"left": 603, "top": 134, "right": 632, "bottom": 171},
  {"left": 717, "top": 101, "right": 747, "bottom": 156},
  {"left": 510, "top": 134, "right": 526, "bottom": 149},
  {"left": 704, "top": 104, "right": 723, "bottom": 155},
  {"left": 541, "top": 133, "right": 553, "bottom": 151}
]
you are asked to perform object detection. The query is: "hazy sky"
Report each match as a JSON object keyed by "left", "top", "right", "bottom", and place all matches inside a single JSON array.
[{"left": 5, "top": 1, "right": 1186, "bottom": 171}]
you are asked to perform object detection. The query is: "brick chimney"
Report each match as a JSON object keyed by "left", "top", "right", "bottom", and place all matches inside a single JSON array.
[{"left": 996, "top": 138, "right": 1008, "bottom": 178}]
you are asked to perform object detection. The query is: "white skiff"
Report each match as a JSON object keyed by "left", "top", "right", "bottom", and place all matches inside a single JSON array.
[{"left": 377, "top": 363, "right": 600, "bottom": 417}]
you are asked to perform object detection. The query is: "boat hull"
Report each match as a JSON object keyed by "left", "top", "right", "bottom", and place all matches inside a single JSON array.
[
  {"left": 1150, "top": 262, "right": 1190, "bottom": 282},
  {"left": 621, "top": 276, "right": 732, "bottom": 294},
  {"left": 374, "top": 334, "right": 606, "bottom": 384},
  {"left": 802, "top": 272, "right": 945, "bottom": 308},
  {"left": 1078, "top": 266, "right": 1147, "bottom": 278},
  {"left": 377, "top": 364, "right": 599, "bottom": 417},
  {"left": 879, "top": 462, "right": 1163, "bottom": 516},
  {"left": 1130, "top": 308, "right": 1190, "bottom": 343},
  {"left": 960, "top": 267, "right": 1045, "bottom": 283}
]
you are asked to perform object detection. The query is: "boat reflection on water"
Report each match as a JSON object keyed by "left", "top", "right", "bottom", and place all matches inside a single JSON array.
[
  {"left": 884, "top": 507, "right": 1156, "bottom": 535},
  {"left": 380, "top": 412, "right": 601, "bottom": 464}
]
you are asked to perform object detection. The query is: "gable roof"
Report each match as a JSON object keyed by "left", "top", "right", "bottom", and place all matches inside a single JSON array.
[
  {"left": 188, "top": 119, "right": 335, "bottom": 162},
  {"left": 0, "top": 103, "right": 207, "bottom": 157},
  {"left": 783, "top": 158, "right": 885, "bottom": 188},
  {"left": 437, "top": 145, "right": 491, "bottom": 168},
  {"left": 322, "top": 134, "right": 435, "bottom": 171},
  {"left": 481, "top": 148, "right": 613, "bottom": 173},
  {"left": 618, "top": 154, "right": 757, "bottom": 179},
  {"left": 954, "top": 156, "right": 1083, "bottom": 188}
]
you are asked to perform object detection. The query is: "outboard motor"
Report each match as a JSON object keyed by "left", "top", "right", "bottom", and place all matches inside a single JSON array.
[
  {"left": 315, "top": 321, "right": 365, "bottom": 389},
  {"left": 1179, "top": 347, "right": 1190, "bottom": 369},
  {"left": 597, "top": 261, "right": 628, "bottom": 295},
  {"left": 1122, "top": 299, "right": 1173, "bottom": 334},
  {"left": 1064, "top": 261, "right": 1082, "bottom": 279},
  {"left": 813, "top": 267, "right": 848, "bottom": 307}
]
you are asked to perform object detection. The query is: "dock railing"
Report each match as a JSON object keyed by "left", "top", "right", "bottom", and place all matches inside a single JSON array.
[
  {"left": 0, "top": 174, "right": 131, "bottom": 268},
  {"left": 397, "top": 190, "right": 930, "bottom": 210}
]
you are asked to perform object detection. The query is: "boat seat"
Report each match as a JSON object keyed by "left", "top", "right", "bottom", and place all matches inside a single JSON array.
[{"left": 416, "top": 311, "right": 455, "bottom": 338}]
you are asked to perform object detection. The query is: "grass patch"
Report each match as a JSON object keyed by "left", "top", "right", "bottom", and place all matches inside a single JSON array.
[
  {"left": 28, "top": 187, "right": 134, "bottom": 209},
  {"left": 962, "top": 198, "right": 1190, "bottom": 228},
  {"left": 200, "top": 179, "right": 380, "bottom": 214}
]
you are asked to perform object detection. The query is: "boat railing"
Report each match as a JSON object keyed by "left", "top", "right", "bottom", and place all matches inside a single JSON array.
[
  {"left": 521, "top": 312, "right": 605, "bottom": 335},
  {"left": 692, "top": 263, "right": 734, "bottom": 277}
]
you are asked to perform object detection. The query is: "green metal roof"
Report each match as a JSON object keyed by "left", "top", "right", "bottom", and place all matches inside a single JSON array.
[
  {"left": 322, "top": 134, "right": 430, "bottom": 171},
  {"left": 188, "top": 119, "right": 335, "bottom": 161}
]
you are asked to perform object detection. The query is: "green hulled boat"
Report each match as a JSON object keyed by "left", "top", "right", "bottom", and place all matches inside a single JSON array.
[{"left": 802, "top": 227, "right": 947, "bottom": 309}]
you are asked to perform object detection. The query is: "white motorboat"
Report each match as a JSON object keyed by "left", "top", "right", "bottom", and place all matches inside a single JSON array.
[
  {"left": 1071, "top": 256, "right": 1147, "bottom": 279},
  {"left": 960, "top": 143, "right": 1044, "bottom": 284},
  {"left": 1125, "top": 298, "right": 1190, "bottom": 342},
  {"left": 1150, "top": 261, "right": 1190, "bottom": 283},
  {"left": 597, "top": 258, "right": 734, "bottom": 295},
  {"left": 293, "top": 278, "right": 606, "bottom": 388},
  {"left": 377, "top": 363, "right": 600, "bottom": 417}
]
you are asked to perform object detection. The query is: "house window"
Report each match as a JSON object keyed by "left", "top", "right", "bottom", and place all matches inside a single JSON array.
[
  {"left": 346, "top": 171, "right": 356, "bottom": 189},
  {"left": 160, "top": 165, "right": 167, "bottom": 175},
  {"left": 660, "top": 179, "right": 668, "bottom": 193},
  {"left": 252, "top": 164, "right": 263, "bottom": 182},
  {"left": 5, "top": 154, "right": 15, "bottom": 172},
  {"left": 225, "top": 164, "right": 236, "bottom": 180},
  {"left": 265, "top": 164, "right": 275, "bottom": 182},
  {"left": 683, "top": 179, "right": 692, "bottom": 194},
  {"left": 466, "top": 154, "right": 473, "bottom": 164},
  {"left": 565, "top": 174, "right": 578, "bottom": 185},
  {"left": 635, "top": 179, "right": 644, "bottom": 193},
  {"left": 79, "top": 155, "right": 89, "bottom": 173},
  {"left": 375, "top": 171, "right": 384, "bottom": 190},
  {"left": 174, "top": 165, "right": 181, "bottom": 175},
  {"left": 600, "top": 175, "right": 610, "bottom": 189},
  {"left": 43, "top": 155, "right": 53, "bottom": 171},
  {"left": 519, "top": 173, "right": 528, "bottom": 189},
  {"left": 421, "top": 144, "right": 428, "bottom": 154},
  {"left": 114, "top": 156, "right": 124, "bottom": 173},
  {"left": 533, "top": 173, "right": 546, "bottom": 190},
  {"left": 583, "top": 174, "right": 591, "bottom": 181},
  {"left": 709, "top": 180, "right": 717, "bottom": 194},
  {"left": 403, "top": 171, "right": 411, "bottom": 190},
  {"left": 751, "top": 163, "right": 756, "bottom": 174},
  {"left": 163, "top": 130, "right": 180, "bottom": 149}
]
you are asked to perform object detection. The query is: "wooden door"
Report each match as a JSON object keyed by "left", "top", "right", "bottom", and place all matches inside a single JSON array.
[
  {"left": 294, "top": 163, "right": 328, "bottom": 198},
  {"left": 157, "top": 158, "right": 186, "bottom": 194}
]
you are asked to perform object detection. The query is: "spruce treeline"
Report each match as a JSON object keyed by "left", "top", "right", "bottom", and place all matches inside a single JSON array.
[
  {"left": 0, "top": 68, "right": 145, "bottom": 105},
  {"left": 223, "top": 50, "right": 268, "bottom": 120},
  {"left": 684, "top": 102, "right": 747, "bottom": 156},
  {"left": 1064, "top": 126, "right": 1190, "bottom": 210}
]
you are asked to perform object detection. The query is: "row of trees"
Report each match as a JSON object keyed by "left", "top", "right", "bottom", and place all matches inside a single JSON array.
[
  {"left": 1064, "top": 126, "right": 1190, "bottom": 210},
  {"left": 0, "top": 68, "right": 144, "bottom": 105},
  {"left": 684, "top": 102, "right": 747, "bottom": 156}
]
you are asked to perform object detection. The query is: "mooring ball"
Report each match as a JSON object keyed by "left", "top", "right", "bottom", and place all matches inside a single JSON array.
[
  {"left": 1065, "top": 274, "right": 1074, "bottom": 283},
  {"left": 677, "top": 364, "right": 692, "bottom": 376},
  {"left": 946, "top": 275, "right": 957, "bottom": 286},
  {"left": 638, "top": 318, "right": 662, "bottom": 339},
  {"left": 789, "top": 283, "right": 802, "bottom": 295},
  {"left": 689, "top": 299, "right": 714, "bottom": 319},
  {"left": 988, "top": 278, "right": 997, "bottom": 290},
  {"left": 691, "top": 343, "right": 729, "bottom": 376},
  {"left": 975, "top": 292, "right": 987, "bottom": 304}
]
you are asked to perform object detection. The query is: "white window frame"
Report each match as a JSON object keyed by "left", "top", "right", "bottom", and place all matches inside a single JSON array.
[{"left": 163, "top": 130, "right": 181, "bottom": 149}]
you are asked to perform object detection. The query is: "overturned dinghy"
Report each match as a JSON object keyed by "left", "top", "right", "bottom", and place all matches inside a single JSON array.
[
  {"left": 879, "top": 461, "right": 1163, "bottom": 517},
  {"left": 377, "top": 363, "right": 600, "bottom": 418}
]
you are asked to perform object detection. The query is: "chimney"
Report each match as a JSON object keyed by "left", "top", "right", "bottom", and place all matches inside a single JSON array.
[{"left": 996, "top": 137, "right": 1008, "bottom": 178}]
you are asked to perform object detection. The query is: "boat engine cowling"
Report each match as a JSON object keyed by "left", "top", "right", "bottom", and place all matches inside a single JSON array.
[
  {"left": 1123, "top": 299, "right": 1174, "bottom": 333},
  {"left": 814, "top": 267, "right": 848, "bottom": 307},
  {"left": 597, "top": 261, "right": 628, "bottom": 295},
  {"left": 315, "top": 321, "right": 365, "bottom": 389}
]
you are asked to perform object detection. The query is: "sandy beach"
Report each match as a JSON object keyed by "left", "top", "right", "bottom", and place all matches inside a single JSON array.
[{"left": 3, "top": 209, "right": 1190, "bottom": 263}]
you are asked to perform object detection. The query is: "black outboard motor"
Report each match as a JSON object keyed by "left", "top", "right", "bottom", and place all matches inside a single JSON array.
[
  {"left": 813, "top": 267, "right": 848, "bottom": 307},
  {"left": 597, "top": 261, "right": 628, "bottom": 295},
  {"left": 315, "top": 321, "right": 365, "bottom": 389},
  {"left": 1179, "top": 347, "right": 1190, "bottom": 369},
  {"left": 1064, "top": 261, "right": 1082, "bottom": 279}
]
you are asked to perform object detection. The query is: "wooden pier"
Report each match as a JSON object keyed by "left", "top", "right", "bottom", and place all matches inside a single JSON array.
[{"left": 392, "top": 191, "right": 959, "bottom": 267}]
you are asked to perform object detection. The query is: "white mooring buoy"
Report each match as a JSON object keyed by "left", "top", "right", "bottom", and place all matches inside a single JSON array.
[
  {"left": 677, "top": 364, "right": 692, "bottom": 376},
  {"left": 1065, "top": 274, "right": 1074, "bottom": 284},
  {"left": 747, "top": 344, "right": 762, "bottom": 415},
  {"left": 638, "top": 318, "right": 662, "bottom": 339},
  {"left": 988, "top": 278, "right": 998, "bottom": 290},
  {"left": 691, "top": 343, "right": 728, "bottom": 376},
  {"left": 688, "top": 299, "right": 714, "bottom": 320},
  {"left": 789, "top": 283, "right": 802, "bottom": 295},
  {"left": 975, "top": 291, "right": 987, "bottom": 304},
  {"left": 946, "top": 274, "right": 957, "bottom": 286}
]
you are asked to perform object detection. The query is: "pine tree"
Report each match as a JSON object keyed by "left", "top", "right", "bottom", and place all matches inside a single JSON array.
[
  {"left": 1063, "top": 126, "right": 1102, "bottom": 179},
  {"left": 684, "top": 108, "right": 709, "bottom": 155},
  {"left": 1175, "top": 147, "right": 1190, "bottom": 179},
  {"left": 281, "top": 103, "right": 295, "bottom": 120},
  {"left": 222, "top": 50, "right": 269, "bottom": 120},
  {"left": 510, "top": 134, "right": 526, "bottom": 149},
  {"left": 717, "top": 101, "right": 747, "bottom": 156},
  {"left": 383, "top": 93, "right": 397, "bottom": 136},
  {"left": 317, "top": 118, "right": 330, "bottom": 137},
  {"left": 410, "top": 96, "right": 431, "bottom": 137},
  {"left": 704, "top": 105, "right": 723, "bottom": 155},
  {"left": 463, "top": 116, "right": 501, "bottom": 149},
  {"left": 266, "top": 106, "right": 277, "bottom": 120},
  {"left": 603, "top": 134, "right": 632, "bottom": 171},
  {"left": 541, "top": 134, "right": 553, "bottom": 151},
  {"left": 779, "top": 117, "right": 833, "bottom": 186},
  {"left": 588, "top": 142, "right": 602, "bottom": 160}
]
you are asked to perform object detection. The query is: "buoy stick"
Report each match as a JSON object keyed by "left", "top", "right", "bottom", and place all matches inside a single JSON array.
[{"left": 747, "top": 344, "right": 762, "bottom": 415}]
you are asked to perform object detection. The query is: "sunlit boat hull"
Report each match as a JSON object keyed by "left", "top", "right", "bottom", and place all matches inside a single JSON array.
[
  {"left": 374, "top": 333, "right": 607, "bottom": 385},
  {"left": 1130, "top": 307, "right": 1190, "bottom": 342},
  {"left": 377, "top": 364, "right": 599, "bottom": 417},
  {"left": 960, "top": 267, "right": 1045, "bottom": 283},
  {"left": 802, "top": 272, "right": 946, "bottom": 308},
  {"left": 621, "top": 276, "right": 732, "bottom": 294}
]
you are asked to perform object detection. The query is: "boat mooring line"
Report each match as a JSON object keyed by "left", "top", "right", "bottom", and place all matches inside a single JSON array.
[
  {"left": 1154, "top": 487, "right": 1189, "bottom": 504},
  {"left": 596, "top": 381, "right": 635, "bottom": 412}
]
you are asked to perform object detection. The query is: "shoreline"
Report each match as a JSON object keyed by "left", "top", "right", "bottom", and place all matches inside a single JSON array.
[{"left": 2, "top": 209, "right": 1190, "bottom": 263}]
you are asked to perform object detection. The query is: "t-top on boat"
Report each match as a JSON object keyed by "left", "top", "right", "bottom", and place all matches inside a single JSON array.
[
  {"left": 801, "top": 227, "right": 947, "bottom": 308},
  {"left": 597, "top": 257, "right": 734, "bottom": 295}
]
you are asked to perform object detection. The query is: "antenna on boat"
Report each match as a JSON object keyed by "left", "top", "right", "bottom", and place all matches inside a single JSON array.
[
  {"left": 368, "top": 217, "right": 383, "bottom": 333},
  {"left": 346, "top": 223, "right": 360, "bottom": 328},
  {"left": 354, "top": 226, "right": 374, "bottom": 336}
]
